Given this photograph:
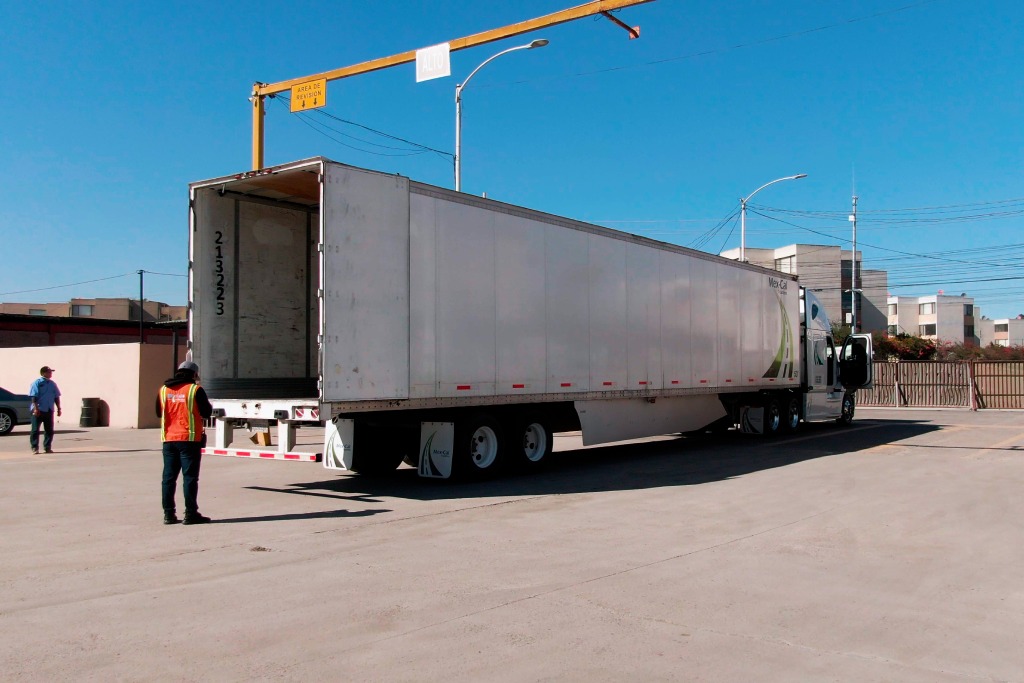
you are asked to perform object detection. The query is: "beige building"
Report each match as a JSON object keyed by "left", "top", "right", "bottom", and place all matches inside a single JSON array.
[
  {"left": 978, "top": 317, "right": 1024, "bottom": 347},
  {"left": 0, "top": 342, "right": 185, "bottom": 429},
  {"left": 0, "top": 298, "right": 185, "bottom": 322},
  {"left": 887, "top": 294, "right": 979, "bottom": 344},
  {"left": 720, "top": 243, "right": 888, "bottom": 334}
]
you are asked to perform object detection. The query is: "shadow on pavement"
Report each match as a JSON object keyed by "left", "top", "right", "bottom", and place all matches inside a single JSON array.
[
  {"left": 245, "top": 418, "right": 939, "bottom": 504},
  {"left": 211, "top": 508, "right": 390, "bottom": 524}
]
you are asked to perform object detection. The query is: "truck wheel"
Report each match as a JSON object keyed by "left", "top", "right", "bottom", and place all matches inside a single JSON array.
[
  {"left": 507, "top": 417, "right": 553, "bottom": 471},
  {"left": 782, "top": 396, "right": 801, "bottom": 433},
  {"left": 0, "top": 409, "right": 14, "bottom": 435},
  {"left": 455, "top": 414, "right": 504, "bottom": 478},
  {"left": 763, "top": 398, "right": 782, "bottom": 436},
  {"left": 837, "top": 392, "right": 856, "bottom": 426}
]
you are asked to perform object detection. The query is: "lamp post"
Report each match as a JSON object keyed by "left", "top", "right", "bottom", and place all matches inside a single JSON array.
[
  {"left": 739, "top": 173, "right": 807, "bottom": 262},
  {"left": 455, "top": 39, "right": 549, "bottom": 192}
]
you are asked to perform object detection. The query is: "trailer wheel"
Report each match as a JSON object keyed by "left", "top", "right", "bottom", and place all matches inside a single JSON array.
[
  {"left": 837, "top": 392, "right": 856, "bottom": 426},
  {"left": 507, "top": 417, "right": 553, "bottom": 471},
  {"left": 763, "top": 398, "right": 782, "bottom": 436},
  {"left": 782, "top": 396, "right": 801, "bottom": 433},
  {"left": 455, "top": 414, "right": 504, "bottom": 478}
]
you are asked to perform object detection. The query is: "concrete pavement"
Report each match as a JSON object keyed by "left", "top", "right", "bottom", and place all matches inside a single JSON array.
[{"left": 1, "top": 410, "right": 1022, "bottom": 681}]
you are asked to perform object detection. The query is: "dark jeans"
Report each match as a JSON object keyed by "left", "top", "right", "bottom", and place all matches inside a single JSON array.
[
  {"left": 162, "top": 441, "right": 203, "bottom": 514},
  {"left": 30, "top": 411, "right": 55, "bottom": 451}
]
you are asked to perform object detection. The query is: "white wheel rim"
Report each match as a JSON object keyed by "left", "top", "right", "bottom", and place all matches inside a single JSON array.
[
  {"left": 522, "top": 423, "right": 547, "bottom": 463},
  {"left": 470, "top": 425, "right": 499, "bottom": 469},
  {"left": 0, "top": 413, "right": 10, "bottom": 431},
  {"left": 767, "top": 405, "right": 780, "bottom": 431}
]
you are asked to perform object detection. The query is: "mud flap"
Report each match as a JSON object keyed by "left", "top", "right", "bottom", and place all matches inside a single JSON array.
[
  {"left": 323, "top": 418, "right": 354, "bottom": 470},
  {"left": 418, "top": 422, "right": 454, "bottom": 479},
  {"left": 740, "top": 406, "right": 765, "bottom": 434}
]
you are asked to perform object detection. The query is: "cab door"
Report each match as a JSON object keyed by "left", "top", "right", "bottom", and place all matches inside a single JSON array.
[
  {"left": 839, "top": 334, "right": 874, "bottom": 390},
  {"left": 805, "top": 333, "right": 843, "bottom": 421}
]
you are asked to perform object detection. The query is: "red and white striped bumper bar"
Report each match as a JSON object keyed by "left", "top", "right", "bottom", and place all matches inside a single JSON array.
[{"left": 203, "top": 448, "right": 322, "bottom": 462}]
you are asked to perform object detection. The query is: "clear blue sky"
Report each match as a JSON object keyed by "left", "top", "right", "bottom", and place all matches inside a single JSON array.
[{"left": 3, "top": 1, "right": 1022, "bottom": 319}]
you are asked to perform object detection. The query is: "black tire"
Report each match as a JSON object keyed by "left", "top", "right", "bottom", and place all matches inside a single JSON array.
[
  {"left": 837, "top": 392, "right": 856, "bottom": 426},
  {"left": 0, "top": 409, "right": 14, "bottom": 435},
  {"left": 350, "top": 423, "right": 412, "bottom": 475},
  {"left": 782, "top": 396, "right": 801, "bottom": 434},
  {"left": 454, "top": 413, "right": 505, "bottom": 479},
  {"left": 506, "top": 417, "right": 554, "bottom": 471},
  {"left": 763, "top": 398, "right": 782, "bottom": 437}
]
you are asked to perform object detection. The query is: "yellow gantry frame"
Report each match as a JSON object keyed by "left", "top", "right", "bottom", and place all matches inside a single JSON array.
[{"left": 250, "top": 0, "right": 654, "bottom": 169}]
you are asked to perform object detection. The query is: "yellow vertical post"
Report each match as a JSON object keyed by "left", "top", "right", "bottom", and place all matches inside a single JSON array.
[{"left": 251, "top": 85, "right": 265, "bottom": 170}]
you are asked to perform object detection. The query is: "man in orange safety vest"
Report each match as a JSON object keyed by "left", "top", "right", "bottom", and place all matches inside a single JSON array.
[{"left": 156, "top": 361, "right": 213, "bottom": 525}]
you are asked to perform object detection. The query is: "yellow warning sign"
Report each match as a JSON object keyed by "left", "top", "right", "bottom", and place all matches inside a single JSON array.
[{"left": 290, "top": 78, "right": 327, "bottom": 112}]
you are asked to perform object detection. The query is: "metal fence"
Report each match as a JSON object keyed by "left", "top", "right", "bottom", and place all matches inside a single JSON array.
[{"left": 859, "top": 361, "right": 1024, "bottom": 409}]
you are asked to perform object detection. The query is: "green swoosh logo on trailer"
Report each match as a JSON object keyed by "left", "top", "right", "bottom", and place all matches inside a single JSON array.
[{"left": 763, "top": 293, "right": 795, "bottom": 379}]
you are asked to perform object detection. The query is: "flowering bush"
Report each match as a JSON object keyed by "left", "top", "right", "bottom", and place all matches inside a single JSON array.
[{"left": 874, "top": 333, "right": 936, "bottom": 361}]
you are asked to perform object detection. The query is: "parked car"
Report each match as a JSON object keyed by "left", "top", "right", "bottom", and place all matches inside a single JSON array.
[{"left": 0, "top": 387, "right": 33, "bottom": 435}]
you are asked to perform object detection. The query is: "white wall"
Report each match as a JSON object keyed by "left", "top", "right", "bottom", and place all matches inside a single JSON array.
[{"left": 0, "top": 342, "right": 183, "bottom": 429}]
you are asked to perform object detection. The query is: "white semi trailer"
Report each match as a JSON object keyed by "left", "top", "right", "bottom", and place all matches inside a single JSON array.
[{"left": 189, "top": 158, "right": 873, "bottom": 479}]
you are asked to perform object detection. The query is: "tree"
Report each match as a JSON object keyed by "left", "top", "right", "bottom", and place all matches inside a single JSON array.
[{"left": 831, "top": 322, "right": 852, "bottom": 346}]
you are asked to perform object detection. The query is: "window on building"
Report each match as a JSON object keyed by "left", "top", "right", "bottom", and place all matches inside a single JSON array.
[
  {"left": 964, "top": 304, "right": 973, "bottom": 316},
  {"left": 888, "top": 325, "right": 899, "bottom": 336},
  {"left": 71, "top": 304, "right": 94, "bottom": 316},
  {"left": 888, "top": 303, "right": 898, "bottom": 316},
  {"left": 964, "top": 325, "right": 975, "bottom": 338},
  {"left": 919, "top": 323, "right": 937, "bottom": 336},
  {"left": 919, "top": 303, "right": 936, "bottom": 315},
  {"left": 775, "top": 255, "right": 795, "bottom": 274},
  {"left": 996, "top": 323, "right": 1009, "bottom": 333},
  {"left": 29, "top": 309, "right": 46, "bottom": 316}
]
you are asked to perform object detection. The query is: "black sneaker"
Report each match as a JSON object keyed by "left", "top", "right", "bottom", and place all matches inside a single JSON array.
[
  {"left": 44, "top": 449, "right": 53, "bottom": 454},
  {"left": 182, "top": 513, "right": 212, "bottom": 525},
  {"left": 164, "top": 512, "right": 181, "bottom": 525}
]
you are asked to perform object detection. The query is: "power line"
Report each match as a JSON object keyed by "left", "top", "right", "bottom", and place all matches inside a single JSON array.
[
  {"left": 746, "top": 209, "right": 1014, "bottom": 269},
  {"left": 142, "top": 270, "right": 187, "bottom": 278},
  {"left": 0, "top": 273, "right": 135, "bottom": 296},
  {"left": 273, "top": 94, "right": 453, "bottom": 162}
]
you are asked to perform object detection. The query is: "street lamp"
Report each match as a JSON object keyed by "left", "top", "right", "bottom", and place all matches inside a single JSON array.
[
  {"left": 739, "top": 173, "right": 807, "bottom": 262},
  {"left": 455, "top": 39, "right": 549, "bottom": 192}
]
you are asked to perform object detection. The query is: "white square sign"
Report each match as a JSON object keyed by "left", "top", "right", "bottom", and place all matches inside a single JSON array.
[{"left": 416, "top": 42, "right": 451, "bottom": 82}]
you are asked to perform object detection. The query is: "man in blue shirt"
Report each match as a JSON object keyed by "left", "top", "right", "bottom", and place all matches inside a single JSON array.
[{"left": 29, "top": 366, "right": 62, "bottom": 454}]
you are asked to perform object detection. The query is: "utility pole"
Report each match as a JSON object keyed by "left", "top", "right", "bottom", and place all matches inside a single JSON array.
[
  {"left": 849, "top": 196, "right": 859, "bottom": 333},
  {"left": 138, "top": 270, "right": 145, "bottom": 344}
]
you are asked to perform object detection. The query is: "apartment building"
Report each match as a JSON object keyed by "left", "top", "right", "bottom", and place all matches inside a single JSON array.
[
  {"left": 978, "top": 317, "right": 1024, "bottom": 347},
  {"left": 720, "top": 243, "right": 888, "bottom": 333},
  {"left": 0, "top": 298, "right": 185, "bottom": 322},
  {"left": 887, "top": 293, "right": 979, "bottom": 344}
]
